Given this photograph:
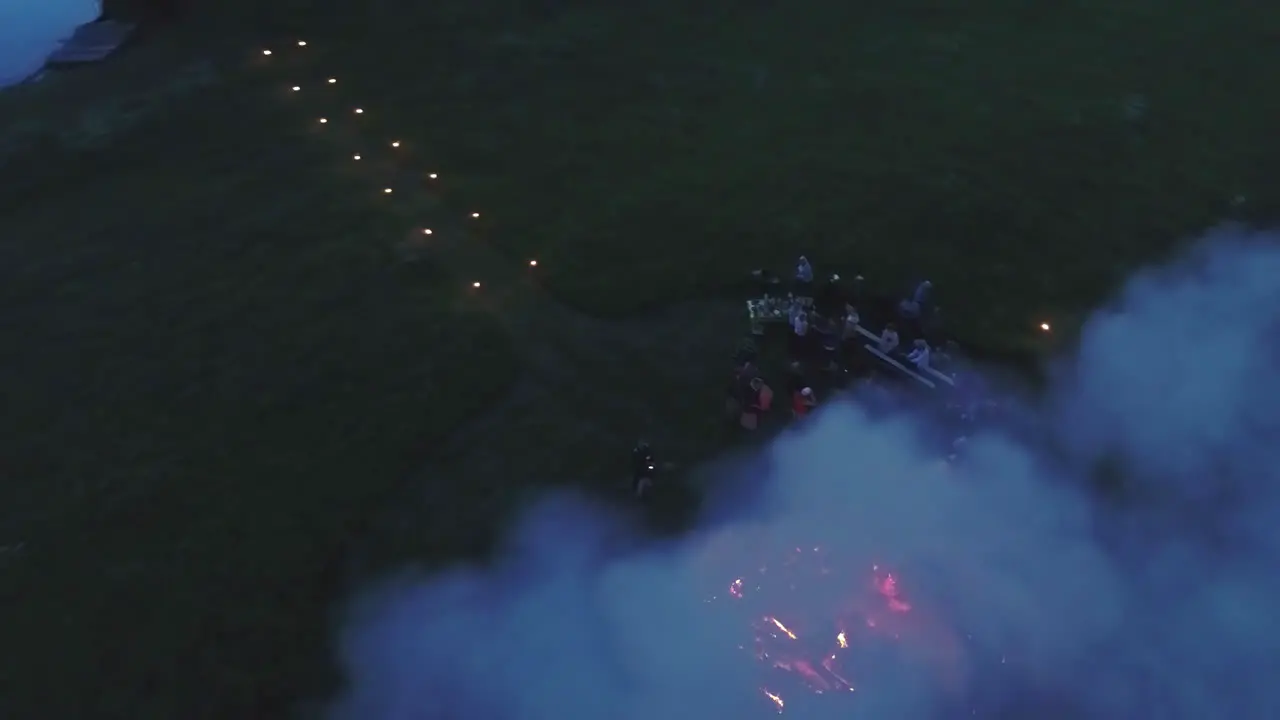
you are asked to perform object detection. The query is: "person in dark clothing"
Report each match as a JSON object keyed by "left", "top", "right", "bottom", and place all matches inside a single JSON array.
[
  {"left": 632, "top": 441, "right": 657, "bottom": 498},
  {"left": 814, "top": 273, "right": 844, "bottom": 319},
  {"left": 815, "top": 315, "right": 840, "bottom": 371},
  {"left": 786, "top": 361, "right": 808, "bottom": 396}
]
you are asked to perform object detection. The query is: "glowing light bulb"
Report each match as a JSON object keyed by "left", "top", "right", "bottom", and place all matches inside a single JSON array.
[
  {"left": 353, "top": 154, "right": 361, "bottom": 160},
  {"left": 471, "top": 212, "right": 480, "bottom": 218},
  {"left": 390, "top": 141, "right": 400, "bottom": 147},
  {"left": 384, "top": 188, "right": 393, "bottom": 194},
  {"left": 472, "top": 282, "right": 481, "bottom": 288},
  {"left": 291, "top": 86, "right": 300, "bottom": 91},
  {"left": 1040, "top": 322, "right": 1051, "bottom": 332},
  {"left": 318, "top": 118, "right": 327, "bottom": 123},
  {"left": 529, "top": 260, "right": 537, "bottom": 266},
  {"left": 423, "top": 229, "right": 433, "bottom": 235},
  {"left": 297, "top": 41, "right": 307, "bottom": 47},
  {"left": 328, "top": 78, "right": 336, "bottom": 84},
  {"left": 354, "top": 108, "right": 364, "bottom": 114},
  {"left": 428, "top": 173, "right": 438, "bottom": 179},
  {"left": 262, "top": 50, "right": 272, "bottom": 56}
]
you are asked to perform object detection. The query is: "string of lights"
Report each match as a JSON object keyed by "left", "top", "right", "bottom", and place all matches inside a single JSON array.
[
  {"left": 257, "top": 39, "right": 537, "bottom": 293},
  {"left": 256, "top": 39, "right": 1051, "bottom": 339}
]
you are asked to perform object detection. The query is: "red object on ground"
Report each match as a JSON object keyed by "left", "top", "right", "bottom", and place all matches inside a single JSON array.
[
  {"left": 792, "top": 391, "right": 811, "bottom": 417},
  {"left": 758, "top": 384, "right": 774, "bottom": 411}
]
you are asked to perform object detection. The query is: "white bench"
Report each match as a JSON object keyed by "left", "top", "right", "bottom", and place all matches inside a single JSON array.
[
  {"left": 852, "top": 324, "right": 955, "bottom": 387},
  {"left": 863, "top": 344, "right": 936, "bottom": 388}
]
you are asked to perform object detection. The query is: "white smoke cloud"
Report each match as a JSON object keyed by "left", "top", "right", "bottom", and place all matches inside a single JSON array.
[
  {"left": 0, "top": 0, "right": 100, "bottom": 88},
  {"left": 326, "top": 226, "right": 1280, "bottom": 720}
]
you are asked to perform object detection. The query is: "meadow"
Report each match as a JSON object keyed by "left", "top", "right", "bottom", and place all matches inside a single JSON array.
[{"left": 1, "top": 0, "right": 1277, "bottom": 716}]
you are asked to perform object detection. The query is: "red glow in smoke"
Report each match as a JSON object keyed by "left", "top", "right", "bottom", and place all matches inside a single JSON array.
[{"left": 708, "top": 545, "right": 963, "bottom": 713}]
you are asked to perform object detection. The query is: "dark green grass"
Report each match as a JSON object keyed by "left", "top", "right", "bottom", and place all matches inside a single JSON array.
[
  {"left": 0, "top": 59, "right": 518, "bottom": 718},
  {"left": 307, "top": 0, "right": 1280, "bottom": 348},
  {"left": 3, "top": 0, "right": 1279, "bottom": 715}
]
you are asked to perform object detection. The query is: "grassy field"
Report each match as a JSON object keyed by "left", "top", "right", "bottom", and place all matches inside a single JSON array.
[
  {"left": 0, "top": 39, "right": 522, "bottom": 717},
  {"left": 2, "top": 0, "right": 1278, "bottom": 717},
  {"left": 319, "top": 0, "right": 1280, "bottom": 347}
]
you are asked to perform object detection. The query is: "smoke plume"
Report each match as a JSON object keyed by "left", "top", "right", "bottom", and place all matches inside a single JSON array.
[
  {"left": 326, "top": 226, "right": 1280, "bottom": 719},
  {"left": 0, "top": 0, "right": 100, "bottom": 87}
]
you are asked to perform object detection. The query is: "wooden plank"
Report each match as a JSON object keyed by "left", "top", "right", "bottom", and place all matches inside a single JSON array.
[
  {"left": 854, "top": 324, "right": 954, "bottom": 386},
  {"left": 863, "top": 344, "right": 936, "bottom": 388}
]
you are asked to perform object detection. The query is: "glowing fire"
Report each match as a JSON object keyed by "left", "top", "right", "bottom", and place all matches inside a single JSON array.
[{"left": 709, "top": 545, "right": 956, "bottom": 714}]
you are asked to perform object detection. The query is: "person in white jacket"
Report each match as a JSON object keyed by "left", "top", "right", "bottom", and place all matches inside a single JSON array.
[{"left": 907, "top": 339, "right": 930, "bottom": 370}]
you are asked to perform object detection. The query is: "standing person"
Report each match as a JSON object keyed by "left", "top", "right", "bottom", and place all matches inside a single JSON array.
[
  {"left": 841, "top": 303, "right": 861, "bottom": 339},
  {"left": 899, "top": 280, "right": 933, "bottom": 337},
  {"left": 794, "top": 256, "right": 815, "bottom": 296},
  {"left": 907, "top": 339, "right": 931, "bottom": 370},
  {"left": 840, "top": 303, "right": 864, "bottom": 372},
  {"left": 792, "top": 387, "right": 817, "bottom": 418},
  {"left": 741, "top": 376, "right": 775, "bottom": 430},
  {"left": 878, "top": 323, "right": 900, "bottom": 354},
  {"left": 816, "top": 315, "right": 840, "bottom": 371},
  {"left": 787, "top": 361, "right": 808, "bottom": 397},
  {"left": 726, "top": 364, "right": 752, "bottom": 420},
  {"left": 632, "top": 441, "right": 657, "bottom": 498},
  {"left": 899, "top": 280, "right": 932, "bottom": 316},
  {"left": 814, "top": 273, "right": 844, "bottom": 318},
  {"left": 790, "top": 305, "right": 810, "bottom": 360}
]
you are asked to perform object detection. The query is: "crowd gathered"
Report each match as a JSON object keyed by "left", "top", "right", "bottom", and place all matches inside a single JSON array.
[
  {"left": 635, "top": 256, "right": 1028, "bottom": 499},
  {"left": 730, "top": 255, "right": 997, "bottom": 438}
]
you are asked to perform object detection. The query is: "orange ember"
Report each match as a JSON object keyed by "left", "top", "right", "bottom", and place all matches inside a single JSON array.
[
  {"left": 711, "top": 545, "right": 948, "bottom": 713},
  {"left": 762, "top": 688, "right": 784, "bottom": 712}
]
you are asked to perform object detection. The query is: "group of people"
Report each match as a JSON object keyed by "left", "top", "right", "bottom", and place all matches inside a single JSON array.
[
  {"left": 727, "top": 340, "right": 823, "bottom": 431},
  {"left": 731, "top": 255, "right": 957, "bottom": 431},
  {"left": 789, "top": 256, "right": 943, "bottom": 375}
]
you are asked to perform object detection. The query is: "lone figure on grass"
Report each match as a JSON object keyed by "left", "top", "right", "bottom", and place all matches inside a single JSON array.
[
  {"left": 794, "top": 256, "right": 814, "bottom": 296},
  {"left": 632, "top": 441, "right": 657, "bottom": 498},
  {"left": 899, "top": 280, "right": 932, "bottom": 319}
]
